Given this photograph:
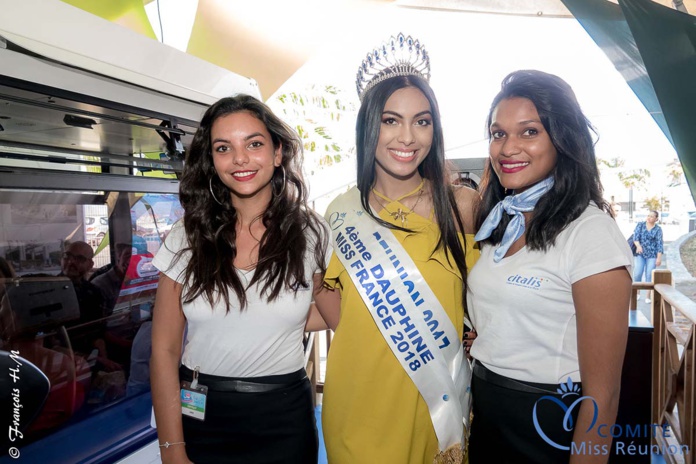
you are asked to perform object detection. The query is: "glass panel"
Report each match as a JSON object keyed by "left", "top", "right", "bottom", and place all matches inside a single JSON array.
[{"left": 0, "top": 188, "right": 181, "bottom": 446}]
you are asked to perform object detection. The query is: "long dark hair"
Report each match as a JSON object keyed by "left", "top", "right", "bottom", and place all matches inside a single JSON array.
[
  {"left": 177, "top": 95, "right": 327, "bottom": 311},
  {"left": 476, "top": 70, "right": 611, "bottom": 250},
  {"left": 357, "top": 75, "right": 468, "bottom": 311}
]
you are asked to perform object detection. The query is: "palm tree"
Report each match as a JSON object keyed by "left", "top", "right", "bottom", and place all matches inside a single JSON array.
[
  {"left": 667, "top": 158, "right": 684, "bottom": 187},
  {"left": 597, "top": 157, "right": 626, "bottom": 169},
  {"left": 618, "top": 169, "right": 651, "bottom": 221}
]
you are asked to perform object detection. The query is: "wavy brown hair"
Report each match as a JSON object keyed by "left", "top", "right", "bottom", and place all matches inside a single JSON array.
[{"left": 176, "top": 95, "right": 327, "bottom": 311}]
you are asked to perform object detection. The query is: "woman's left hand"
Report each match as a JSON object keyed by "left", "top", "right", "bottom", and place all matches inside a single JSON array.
[{"left": 463, "top": 330, "right": 477, "bottom": 357}]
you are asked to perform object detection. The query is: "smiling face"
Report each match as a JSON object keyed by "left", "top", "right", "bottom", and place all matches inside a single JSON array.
[
  {"left": 489, "top": 97, "right": 557, "bottom": 193},
  {"left": 374, "top": 86, "right": 433, "bottom": 185},
  {"left": 210, "top": 111, "right": 282, "bottom": 203}
]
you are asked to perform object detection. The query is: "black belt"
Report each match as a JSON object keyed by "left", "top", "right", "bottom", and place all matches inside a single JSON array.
[
  {"left": 180, "top": 366, "right": 307, "bottom": 393},
  {"left": 473, "top": 361, "right": 574, "bottom": 395}
]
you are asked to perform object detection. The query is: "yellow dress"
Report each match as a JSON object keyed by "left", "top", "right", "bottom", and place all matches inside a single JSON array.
[{"left": 322, "top": 194, "right": 479, "bottom": 464}]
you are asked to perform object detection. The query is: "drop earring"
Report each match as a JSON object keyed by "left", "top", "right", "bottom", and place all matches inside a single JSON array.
[{"left": 209, "top": 177, "right": 224, "bottom": 205}]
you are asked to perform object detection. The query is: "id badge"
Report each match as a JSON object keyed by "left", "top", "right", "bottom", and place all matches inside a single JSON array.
[{"left": 181, "top": 368, "right": 208, "bottom": 421}]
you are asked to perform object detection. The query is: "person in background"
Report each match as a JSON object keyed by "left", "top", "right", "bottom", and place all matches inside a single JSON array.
[
  {"left": 91, "top": 242, "right": 132, "bottom": 314},
  {"left": 0, "top": 256, "right": 16, "bottom": 337},
  {"left": 61, "top": 240, "right": 105, "bottom": 324},
  {"left": 316, "top": 33, "right": 479, "bottom": 463},
  {"left": 0, "top": 256, "right": 14, "bottom": 280},
  {"left": 126, "top": 316, "right": 152, "bottom": 396},
  {"left": 632, "top": 210, "right": 664, "bottom": 303},
  {"left": 150, "top": 95, "right": 330, "bottom": 464},
  {"left": 60, "top": 240, "right": 120, "bottom": 373},
  {"left": 468, "top": 70, "right": 633, "bottom": 463}
]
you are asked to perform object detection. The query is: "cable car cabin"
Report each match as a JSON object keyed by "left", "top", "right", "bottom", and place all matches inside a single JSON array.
[{"left": 0, "top": 2, "right": 259, "bottom": 461}]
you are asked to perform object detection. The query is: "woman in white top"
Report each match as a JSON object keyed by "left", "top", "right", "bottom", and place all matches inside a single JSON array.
[
  {"left": 150, "top": 95, "right": 329, "bottom": 464},
  {"left": 468, "top": 70, "right": 633, "bottom": 463}
]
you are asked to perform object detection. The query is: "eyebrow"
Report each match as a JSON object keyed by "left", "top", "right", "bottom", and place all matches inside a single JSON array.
[
  {"left": 211, "top": 132, "right": 267, "bottom": 144},
  {"left": 382, "top": 110, "right": 433, "bottom": 118},
  {"left": 489, "top": 119, "right": 542, "bottom": 129}
]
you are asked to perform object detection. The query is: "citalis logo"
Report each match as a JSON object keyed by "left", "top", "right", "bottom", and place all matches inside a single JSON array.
[{"left": 506, "top": 274, "right": 547, "bottom": 290}]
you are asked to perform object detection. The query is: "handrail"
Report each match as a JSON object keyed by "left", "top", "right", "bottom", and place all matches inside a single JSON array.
[
  {"left": 655, "top": 283, "right": 696, "bottom": 324},
  {"left": 650, "top": 269, "right": 695, "bottom": 463}
]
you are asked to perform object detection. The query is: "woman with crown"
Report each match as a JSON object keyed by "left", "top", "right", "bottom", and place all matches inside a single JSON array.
[
  {"left": 315, "top": 34, "right": 479, "bottom": 463},
  {"left": 467, "top": 70, "right": 632, "bottom": 462}
]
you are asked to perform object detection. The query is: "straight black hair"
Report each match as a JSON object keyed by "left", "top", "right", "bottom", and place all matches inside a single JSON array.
[
  {"left": 357, "top": 75, "right": 469, "bottom": 313},
  {"left": 476, "top": 70, "right": 612, "bottom": 250}
]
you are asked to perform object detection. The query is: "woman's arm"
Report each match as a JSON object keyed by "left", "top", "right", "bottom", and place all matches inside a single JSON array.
[
  {"left": 312, "top": 276, "right": 341, "bottom": 331},
  {"left": 453, "top": 185, "right": 479, "bottom": 234},
  {"left": 633, "top": 223, "right": 643, "bottom": 255},
  {"left": 150, "top": 274, "right": 191, "bottom": 464},
  {"left": 305, "top": 273, "right": 331, "bottom": 332},
  {"left": 656, "top": 227, "right": 664, "bottom": 266},
  {"left": 570, "top": 266, "right": 631, "bottom": 463}
]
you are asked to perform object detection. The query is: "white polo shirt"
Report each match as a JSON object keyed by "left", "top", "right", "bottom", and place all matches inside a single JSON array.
[{"left": 468, "top": 204, "right": 633, "bottom": 384}]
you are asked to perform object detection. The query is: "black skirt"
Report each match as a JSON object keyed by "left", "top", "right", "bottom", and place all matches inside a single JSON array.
[
  {"left": 468, "top": 362, "right": 581, "bottom": 464},
  {"left": 179, "top": 366, "right": 318, "bottom": 464}
]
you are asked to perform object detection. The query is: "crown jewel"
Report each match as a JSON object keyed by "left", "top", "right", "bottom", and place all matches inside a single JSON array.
[{"left": 355, "top": 33, "right": 431, "bottom": 101}]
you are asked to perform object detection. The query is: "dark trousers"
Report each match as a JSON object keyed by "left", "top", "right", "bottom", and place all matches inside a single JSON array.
[
  {"left": 180, "top": 368, "right": 318, "bottom": 464},
  {"left": 468, "top": 363, "right": 580, "bottom": 464}
]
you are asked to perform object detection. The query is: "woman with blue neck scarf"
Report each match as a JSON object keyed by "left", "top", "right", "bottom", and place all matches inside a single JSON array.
[{"left": 467, "top": 70, "right": 633, "bottom": 463}]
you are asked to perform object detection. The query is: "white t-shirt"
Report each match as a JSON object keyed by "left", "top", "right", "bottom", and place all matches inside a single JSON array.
[
  {"left": 152, "top": 219, "right": 331, "bottom": 377},
  {"left": 468, "top": 204, "right": 633, "bottom": 384}
]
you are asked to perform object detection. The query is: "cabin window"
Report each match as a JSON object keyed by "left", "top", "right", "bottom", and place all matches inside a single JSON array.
[{"left": 0, "top": 187, "right": 182, "bottom": 446}]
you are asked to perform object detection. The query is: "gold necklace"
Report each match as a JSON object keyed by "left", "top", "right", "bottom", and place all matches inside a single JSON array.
[{"left": 372, "top": 184, "right": 425, "bottom": 227}]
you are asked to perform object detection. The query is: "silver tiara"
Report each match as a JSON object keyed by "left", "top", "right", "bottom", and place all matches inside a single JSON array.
[{"left": 355, "top": 33, "right": 431, "bottom": 101}]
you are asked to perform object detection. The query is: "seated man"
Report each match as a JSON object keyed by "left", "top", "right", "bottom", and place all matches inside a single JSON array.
[
  {"left": 60, "top": 241, "right": 120, "bottom": 372},
  {"left": 60, "top": 241, "right": 105, "bottom": 325},
  {"left": 91, "top": 243, "right": 131, "bottom": 315}
]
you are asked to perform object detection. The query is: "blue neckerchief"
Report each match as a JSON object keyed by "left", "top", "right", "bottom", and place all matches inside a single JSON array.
[{"left": 474, "top": 177, "right": 555, "bottom": 262}]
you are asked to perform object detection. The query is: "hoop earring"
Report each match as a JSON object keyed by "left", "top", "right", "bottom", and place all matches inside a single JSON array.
[
  {"left": 209, "top": 177, "right": 224, "bottom": 205},
  {"left": 274, "top": 165, "right": 287, "bottom": 197}
]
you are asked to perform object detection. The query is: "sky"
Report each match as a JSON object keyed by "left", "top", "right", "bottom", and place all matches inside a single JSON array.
[{"left": 146, "top": 1, "right": 685, "bottom": 208}]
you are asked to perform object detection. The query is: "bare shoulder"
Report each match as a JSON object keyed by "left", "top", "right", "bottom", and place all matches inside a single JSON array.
[
  {"left": 453, "top": 185, "right": 479, "bottom": 204},
  {"left": 452, "top": 185, "right": 480, "bottom": 234}
]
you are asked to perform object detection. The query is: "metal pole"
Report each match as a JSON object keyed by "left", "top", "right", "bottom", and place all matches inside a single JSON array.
[{"left": 673, "top": 0, "right": 688, "bottom": 13}]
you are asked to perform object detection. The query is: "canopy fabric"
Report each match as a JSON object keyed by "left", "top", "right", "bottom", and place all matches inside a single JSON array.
[
  {"left": 620, "top": 0, "right": 696, "bottom": 201},
  {"left": 59, "top": 0, "right": 156, "bottom": 39},
  {"left": 564, "top": 0, "right": 696, "bottom": 201},
  {"left": 562, "top": 0, "right": 674, "bottom": 145}
]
